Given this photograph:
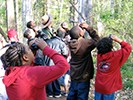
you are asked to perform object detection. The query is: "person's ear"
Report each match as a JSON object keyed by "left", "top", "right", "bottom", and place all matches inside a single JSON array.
[
  {"left": 22, "top": 54, "right": 29, "bottom": 62},
  {"left": 79, "top": 30, "right": 84, "bottom": 37}
]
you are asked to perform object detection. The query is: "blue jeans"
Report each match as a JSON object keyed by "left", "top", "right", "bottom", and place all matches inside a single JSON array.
[
  {"left": 67, "top": 80, "right": 90, "bottom": 100},
  {"left": 58, "top": 75, "right": 65, "bottom": 86},
  {"left": 95, "top": 91, "right": 115, "bottom": 100},
  {"left": 46, "top": 79, "right": 61, "bottom": 96}
]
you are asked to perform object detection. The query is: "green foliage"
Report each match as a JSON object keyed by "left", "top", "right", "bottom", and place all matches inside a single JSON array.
[
  {"left": 121, "top": 55, "right": 133, "bottom": 90},
  {"left": 0, "top": 0, "right": 132, "bottom": 93},
  {"left": 100, "top": 11, "right": 112, "bottom": 22},
  {"left": 32, "top": 0, "right": 71, "bottom": 30},
  {"left": 33, "top": 0, "right": 46, "bottom": 25},
  {"left": 93, "top": 0, "right": 133, "bottom": 42},
  {"left": 47, "top": 0, "right": 71, "bottom": 29},
  {"left": 123, "top": 79, "right": 133, "bottom": 90},
  {"left": 0, "top": 0, "right": 7, "bottom": 32}
]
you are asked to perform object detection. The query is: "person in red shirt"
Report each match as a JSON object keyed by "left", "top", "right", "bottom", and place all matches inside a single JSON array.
[
  {"left": 7, "top": 29, "right": 19, "bottom": 42},
  {"left": 1, "top": 38, "right": 70, "bottom": 100},
  {"left": 95, "top": 35, "right": 132, "bottom": 100}
]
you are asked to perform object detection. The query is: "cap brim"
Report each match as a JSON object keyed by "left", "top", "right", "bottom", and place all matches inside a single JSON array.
[{"left": 43, "top": 15, "right": 52, "bottom": 28}]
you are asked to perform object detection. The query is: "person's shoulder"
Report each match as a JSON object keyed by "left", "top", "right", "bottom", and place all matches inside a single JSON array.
[
  {"left": 42, "top": 28, "right": 48, "bottom": 32},
  {"left": 51, "top": 36, "right": 62, "bottom": 41}
]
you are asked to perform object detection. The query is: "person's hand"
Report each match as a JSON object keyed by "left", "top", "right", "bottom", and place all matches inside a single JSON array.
[
  {"left": 34, "top": 38, "right": 47, "bottom": 51},
  {"left": 79, "top": 22, "right": 93, "bottom": 30},
  {"left": 28, "top": 38, "right": 36, "bottom": 48},
  {"left": 111, "top": 35, "right": 123, "bottom": 43}
]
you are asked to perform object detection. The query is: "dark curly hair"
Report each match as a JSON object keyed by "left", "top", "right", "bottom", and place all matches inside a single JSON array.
[
  {"left": 27, "top": 21, "right": 32, "bottom": 29},
  {"left": 23, "top": 29, "right": 30, "bottom": 39},
  {"left": 1, "top": 42, "right": 26, "bottom": 71},
  {"left": 97, "top": 37, "right": 113, "bottom": 54}
]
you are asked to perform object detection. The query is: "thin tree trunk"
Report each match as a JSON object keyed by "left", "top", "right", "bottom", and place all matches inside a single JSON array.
[
  {"left": 6, "top": 0, "right": 15, "bottom": 31},
  {"left": 78, "top": 0, "right": 83, "bottom": 22},
  {"left": 22, "top": 0, "right": 33, "bottom": 42},
  {"left": 73, "top": 0, "right": 79, "bottom": 24},
  {"left": 22, "top": 0, "right": 33, "bottom": 32},
  {"left": 85, "top": 0, "right": 92, "bottom": 24},
  {"left": 14, "top": 0, "right": 18, "bottom": 31},
  {"left": 0, "top": 27, "right": 8, "bottom": 42}
]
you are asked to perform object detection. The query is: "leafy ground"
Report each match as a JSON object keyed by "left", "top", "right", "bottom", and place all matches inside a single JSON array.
[
  {"left": 47, "top": 88, "right": 133, "bottom": 100},
  {"left": 89, "top": 80, "right": 133, "bottom": 100}
]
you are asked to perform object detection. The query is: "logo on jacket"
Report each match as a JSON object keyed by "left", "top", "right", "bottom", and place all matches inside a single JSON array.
[{"left": 98, "top": 61, "right": 110, "bottom": 72}]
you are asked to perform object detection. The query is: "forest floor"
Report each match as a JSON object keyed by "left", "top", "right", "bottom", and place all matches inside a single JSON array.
[{"left": 47, "top": 80, "right": 133, "bottom": 100}]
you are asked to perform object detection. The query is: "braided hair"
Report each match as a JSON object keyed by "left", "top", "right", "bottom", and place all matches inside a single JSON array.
[{"left": 1, "top": 42, "right": 26, "bottom": 71}]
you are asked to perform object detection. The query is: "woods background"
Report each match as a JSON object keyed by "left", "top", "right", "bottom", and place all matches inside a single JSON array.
[{"left": 0, "top": 0, "right": 133, "bottom": 99}]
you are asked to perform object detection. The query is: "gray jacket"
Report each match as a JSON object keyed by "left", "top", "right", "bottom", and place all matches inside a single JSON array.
[{"left": 35, "top": 36, "right": 69, "bottom": 66}]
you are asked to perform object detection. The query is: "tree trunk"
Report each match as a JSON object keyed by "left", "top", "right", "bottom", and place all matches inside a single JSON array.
[
  {"left": 73, "top": 0, "right": 79, "bottom": 24},
  {"left": 22, "top": 0, "right": 33, "bottom": 42},
  {"left": 14, "top": 0, "right": 18, "bottom": 31},
  {"left": 85, "top": 0, "right": 92, "bottom": 24},
  {"left": 0, "top": 27, "right": 9, "bottom": 42},
  {"left": 22, "top": 0, "right": 33, "bottom": 32},
  {"left": 71, "top": 0, "right": 92, "bottom": 23},
  {"left": 78, "top": 0, "right": 84, "bottom": 22},
  {"left": 6, "top": 0, "right": 15, "bottom": 31}
]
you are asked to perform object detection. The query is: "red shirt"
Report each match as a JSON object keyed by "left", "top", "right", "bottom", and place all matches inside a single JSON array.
[
  {"left": 3, "top": 46, "right": 70, "bottom": 100},
  {"left": 95, "top": 41, "right": 132, "bottom": 94}
]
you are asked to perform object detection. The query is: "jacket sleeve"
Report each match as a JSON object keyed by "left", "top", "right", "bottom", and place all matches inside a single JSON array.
[
  {"left": 26, "top": 46, "right": 70, "bottom": 88},
  {"left": 85, "top": 28, "right": 100, "bottom": 51},
  {"left": 85, "top": 28, "right": 100, "bottom": 43},
  {"left": 114, "top": 41, "right": 132, "bottom": 67},
  {"left": 34, "top": 50, "right": 45, "bottom": 65},
  {"left": 59, "top": 41, "right": 69, "bottom": 58}
]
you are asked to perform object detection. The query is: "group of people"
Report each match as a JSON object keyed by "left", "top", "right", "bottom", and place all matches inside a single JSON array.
[{"left": 0, "top": 14, "right": 132, "bottom": 100}]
